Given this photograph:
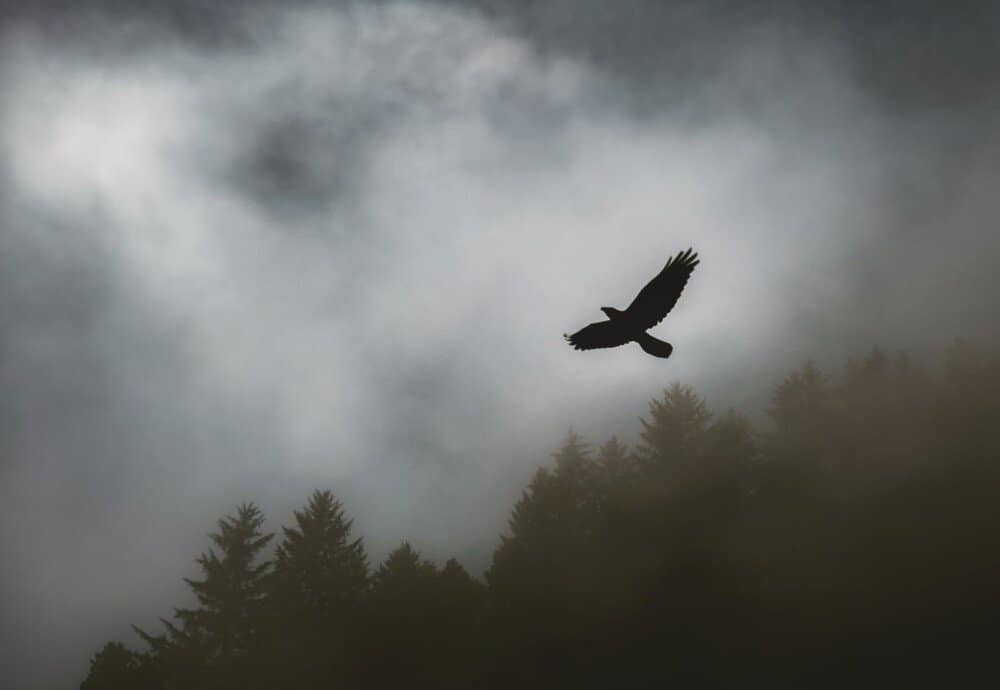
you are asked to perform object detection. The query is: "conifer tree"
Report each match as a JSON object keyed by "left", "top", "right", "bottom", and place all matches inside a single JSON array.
[
  {"left": 135, "top": 503, "right": 272, "bottom": 687},
  {"left": 271, "top": 489, "right": 369, "bottom": 617},
  {"left": 637, "top": 382, "right": 711, "bottom": 469},
  {"left": 769, "top": 360, "right": 827, "bottom": 439},
  {"left": 80, "top": 642, "right": 140, "bottom": 690},
  {"left": 372, "top": 541, "right": 438, "bottom": 600},
  {"left": 364, "top": 542, "right": 441, "bottom": 687},
  {"left": 595, "top": 435, "right": 634, "bottom": 482},
  {"left": 433, "top": 558, "right": 488, "bottom": 684},
  {"left": 487, "top": 431, "right": 601, "bottom": 616},
  {"left": 438, "top": 557, "right": 485, "bottom": 608},
  {"left": 591, "top": 435, "right": 638, "bottom": 550},
  {"left": 260, "top": 491, "right": 369, "bottom": 690},
  {"left": 707, "top": 409, "right": 756, "bottom": 469},
  {"left": 180, "top": 503, "right": 272, "bottom": 658}
]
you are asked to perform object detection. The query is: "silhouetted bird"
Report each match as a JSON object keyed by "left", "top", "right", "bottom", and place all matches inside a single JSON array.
[{"left": 564, "top": 248, "right": 699, "bottom": 359}]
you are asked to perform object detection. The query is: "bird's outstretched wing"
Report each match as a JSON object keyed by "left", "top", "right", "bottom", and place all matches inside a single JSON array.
[
  {"left": 564, "top": 320, "right": 631, "bottom": 351},
  {"left": 624, "top": 248, "right": 699, "bottom": 329}
]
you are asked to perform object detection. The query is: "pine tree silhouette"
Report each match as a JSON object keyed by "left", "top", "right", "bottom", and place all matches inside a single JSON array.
[
  {"left": 134, "top": 503, "right": 272, "bottom": 689},
  {"left": 259, "top": 490, "right": 370, "bottom": 689}
]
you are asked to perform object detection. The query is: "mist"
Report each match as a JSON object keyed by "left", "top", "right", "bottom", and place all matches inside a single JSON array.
[{"left": 1, "top": 2, "right": 998, "bottom": 687}]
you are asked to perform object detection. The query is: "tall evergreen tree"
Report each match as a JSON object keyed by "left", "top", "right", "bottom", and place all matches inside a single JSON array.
[
  {"left": 259, "top": 491, "right": 369, "bottom": 689},
  {"left": 271, "top": 489, "right": 369, "bottom": 616},
  {"left": 768, "top": 360, "right": 827, "bottom": 441},
  {"left": 180, "top": 503, "right": 273, "bottom": 658},
  {"left": 371, "top": 541, "right": 438, "bottom": 601},
  {"left": 486, "top": 430, "right": 606, "bottom": 664},
  {"left": 591, "top": 435, "right": 637, "bottom": 541},
  {"left": 595, "top": 435, "right": 634, "bottom": 482},
  {"left": 135, "top": 503, "right": 272, "bottom": 688},
  {"left": 433, "top": 558, "right": 488, "bottom": 686},
  {"left": 80, "top": 642, "right": 140, "bottom": 690},
  {"left": 706, "top": 409, "right": 756, "bottom": 470},
  {"left": 637, "top": 382, "right": 711, "bottom": 469},
  {"left": 551, "top": 428, "right": 591, "bottom": 480},
  {"left": 488, "top": 432, "right": 598, "bottom": 598},
  {"left": 363, "top": 542, "right": 441, "bottom": 687}
]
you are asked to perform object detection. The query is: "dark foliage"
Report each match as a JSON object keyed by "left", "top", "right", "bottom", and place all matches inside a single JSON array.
[{"left": 83, "top": 343, "right": 1000, "bottom": 689}]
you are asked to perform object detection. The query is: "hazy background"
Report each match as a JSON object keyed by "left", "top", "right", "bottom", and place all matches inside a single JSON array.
[{"left": 1, "top": 1, "right": 998, "bottom": 687}]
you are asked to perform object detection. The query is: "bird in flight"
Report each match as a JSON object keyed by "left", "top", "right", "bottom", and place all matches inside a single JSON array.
[{"left": 564, "top": 248, "right": 699, "bottom": 359}]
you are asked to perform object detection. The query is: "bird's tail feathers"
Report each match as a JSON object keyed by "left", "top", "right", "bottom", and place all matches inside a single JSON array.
[{"left": 636, "top": 332, "right": 673, "bottom": 358}]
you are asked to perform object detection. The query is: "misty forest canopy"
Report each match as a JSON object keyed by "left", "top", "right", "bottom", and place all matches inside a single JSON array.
[{"left": 81, "top": 343, "right": 1000, "bottom": 689}]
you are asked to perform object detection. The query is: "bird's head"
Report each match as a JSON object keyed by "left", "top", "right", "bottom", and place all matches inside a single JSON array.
[{"left": 601, "top": 306, "right": 623, "bottom": 319}]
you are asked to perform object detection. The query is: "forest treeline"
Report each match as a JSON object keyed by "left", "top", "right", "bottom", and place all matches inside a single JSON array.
[{"left": 82, "top": 343, "right": 1000, "bottom": 689}]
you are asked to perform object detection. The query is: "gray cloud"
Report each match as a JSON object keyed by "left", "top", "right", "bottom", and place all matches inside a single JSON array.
[{"left": 1, "top": 2, "right": 998, "bottom": 687}]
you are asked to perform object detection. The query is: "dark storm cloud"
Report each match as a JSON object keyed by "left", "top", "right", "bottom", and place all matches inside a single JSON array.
[
  {"left": 460, "top": 1, "right": 1000, "bottom": 111},
  {"left": 1, "top": 2, "right": 999, "bottom": 688}
]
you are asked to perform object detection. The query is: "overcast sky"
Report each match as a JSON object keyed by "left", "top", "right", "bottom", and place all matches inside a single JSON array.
[{"left": 2, "top": 1, "right": 999, "bottom": 687}]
